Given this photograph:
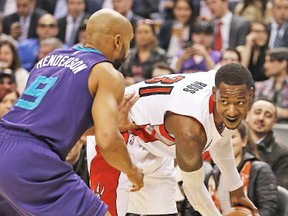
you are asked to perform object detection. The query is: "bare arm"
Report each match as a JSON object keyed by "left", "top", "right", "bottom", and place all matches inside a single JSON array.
[
  {"left": 165, "top": 112, "right": 206, "bottom": 172},
  {"left": 165, "top": 112, "right": 222, "bottom": 215},
  {"left": 89, "top": 63, "right": 143, "bottom": 191}
]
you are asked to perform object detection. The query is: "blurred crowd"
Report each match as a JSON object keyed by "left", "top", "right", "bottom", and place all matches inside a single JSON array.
[{"left": 0, "top": 0, "right": 288, "bottom": 216}]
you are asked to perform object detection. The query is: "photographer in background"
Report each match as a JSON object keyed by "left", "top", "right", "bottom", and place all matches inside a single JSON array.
[{"left": 171, "top": 20, "right": 221, "bottom": 73}]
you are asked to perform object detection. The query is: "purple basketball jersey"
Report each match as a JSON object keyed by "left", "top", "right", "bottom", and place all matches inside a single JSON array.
[{"left": 1, "top": 45, "right": 110, "bottom": 159}]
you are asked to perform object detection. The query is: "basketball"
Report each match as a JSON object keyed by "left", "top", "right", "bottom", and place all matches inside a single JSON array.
[{"left": 222, "top": 206, "right": 254, "bottom": 216}]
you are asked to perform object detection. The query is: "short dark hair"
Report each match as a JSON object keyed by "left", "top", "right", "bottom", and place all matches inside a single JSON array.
[
  {"left": 265, "top": 47, "right": 288, "bottom": 61},
  {"left": 215, "top": 63, "right": 253, "bottom": 90},
  {"left": 192, "top": 21, "right": 213, "bottom": 35}
]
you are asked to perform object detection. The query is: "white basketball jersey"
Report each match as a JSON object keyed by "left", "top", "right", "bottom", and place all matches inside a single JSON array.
[{"left": 125, "top": 70, "right": 232, "bottom": 157}]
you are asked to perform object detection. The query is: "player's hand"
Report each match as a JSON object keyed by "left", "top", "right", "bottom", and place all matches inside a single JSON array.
[
  {"left": 118, "top": 93, "right": 139, "bottom": 132},
  {"left": 127, "top": 166, "right": 144, "bottom": 192},
  {"left": 230, "top": 186, "right": 260, "bottom": 216}
]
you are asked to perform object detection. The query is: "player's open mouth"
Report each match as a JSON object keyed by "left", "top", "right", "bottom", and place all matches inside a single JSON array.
[{"left": 225, "top": 116, "right": 238, "bottom": 124}]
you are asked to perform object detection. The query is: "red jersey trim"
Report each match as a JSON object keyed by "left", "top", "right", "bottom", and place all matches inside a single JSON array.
[{"left": 209, "top": 95, "right": 214, "bottom": 114}]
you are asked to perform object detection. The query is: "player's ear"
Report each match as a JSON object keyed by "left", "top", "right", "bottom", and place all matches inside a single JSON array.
[{"left": 113, "top": 34, "right": 121, "bottom": 49}]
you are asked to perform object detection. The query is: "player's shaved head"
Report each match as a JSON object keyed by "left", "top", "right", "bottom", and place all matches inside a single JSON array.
[
  {"left": 86, "top": 9, "right": 133, "bottom": 48},
  {"left": 85, "top": 9, "right": 133, "bottom": 65},
  {"left": 87, "top": 9, "right": 131, "bottom": 36}
]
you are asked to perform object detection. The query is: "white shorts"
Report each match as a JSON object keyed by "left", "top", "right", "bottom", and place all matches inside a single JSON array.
[
  {"left": 127, "top": 135, "right": 177, "bottom": 215},
  {"left": 89, "top": 134, "right": 178, "bottom": 216}
]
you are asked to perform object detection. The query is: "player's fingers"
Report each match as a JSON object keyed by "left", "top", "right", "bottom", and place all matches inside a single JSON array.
[
  {"left": 123, "top": 92, "right": 135, "bottom": 102},
  {"left": 130, "top": 94, "right": 139, "bottom": 105},
  {"left": 119, "top": 92, "right": 136, "bottom": 109},
  {"left": 130, "top": 183, "right": 143, "bottom": 192},
  {"left": 120, "top": 93, "right": 139, "bottom": 111}
]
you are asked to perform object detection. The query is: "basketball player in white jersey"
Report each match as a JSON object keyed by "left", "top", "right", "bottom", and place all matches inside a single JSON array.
[{"left": 89, "top": 63, "right": 260, "bottom": 216}]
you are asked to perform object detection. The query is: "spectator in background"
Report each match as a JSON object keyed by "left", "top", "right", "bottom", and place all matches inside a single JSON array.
[
  {"left": 205, "top": 0, "right": 250, "bottom": 51},
  {"left": 237, "top": 21, "right": 269, "bottom": 81},
  {"left": 112, "top": 0, "right": 143, "bottom": 48},
  {"left": 172, "top": 20, "right": 221, "bottom": 73},
  {"left": 36, "top": 0, "right": 68, "bottom": 19},
  {"left": 217, "top": 47, "right": 241, "bottom": 67},
  {"left": 0, "top": 40, "right": 28, "bottom": 94},
  {"left": 18, "top": 13, "right": 60, "bottom": 71},
  {"left": 37, "top": 37, "right": 63, "bottom": 60},
  {"left": 57, "top": 0, "right": 90, "bottom": 47},
  {"left": 234, "top": 0, "right": 272, "bottom": 23},
  {"left": 158, "top": 0, "right": 196, "bottom": 58},
  {"left": 207, "top": 121, "right": 278, "bottom": 216},
  {"left": 0, "top": 71, "right": 16, "bottom": 100},
  {"left": 120, "top": 19, "right": 167, "bottom": 84},
  {"left": 254, "top": 47, "right": 288, "bottom": 123},
  {"left": 246, "top": 99, "right": 288, "bottom": 189},
  {"left": 2, "top": 0, "right": 47, "bottom": 41},
  {"left": 0, "top": 89, "right": 20, "bottom": 118},
  {"left": 267, "top": 0, "right": 288, "bottom": 48}
]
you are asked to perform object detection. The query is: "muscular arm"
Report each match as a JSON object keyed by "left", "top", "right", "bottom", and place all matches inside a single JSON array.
[
  {"left": 165, "top": 112, "right": 206, "bottom": 172},
  {"left": 165, "top": 112, "right": 222, "bottom": 216},
  {"left": 88, "top": 63, "right": 143, "bottom": 189}
]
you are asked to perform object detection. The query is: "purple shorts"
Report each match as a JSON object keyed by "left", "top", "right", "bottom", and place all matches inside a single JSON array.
[{"left": 0, "top": 125, "right": 108, "bottom": 216}]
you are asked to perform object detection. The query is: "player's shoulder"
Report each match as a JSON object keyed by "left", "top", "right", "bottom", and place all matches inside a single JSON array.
[{"left": 92, "top": 62, "right": 123, "bottom": 79}]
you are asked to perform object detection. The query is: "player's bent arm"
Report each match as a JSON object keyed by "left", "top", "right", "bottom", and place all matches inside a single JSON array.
[
  {"left": 164, "top": 112, "right": 206, "bottom": 172},
  {"left": 89, "top": 63, "right": 142, "bottom": 181},
  {"left": 165, "top": 112, "right": 221, "bottom": 215}
]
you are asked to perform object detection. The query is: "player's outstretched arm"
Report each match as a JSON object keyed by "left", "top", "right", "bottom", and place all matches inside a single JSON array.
[{"left": 89, "top": 63, "right": 143, "bottom": 191}]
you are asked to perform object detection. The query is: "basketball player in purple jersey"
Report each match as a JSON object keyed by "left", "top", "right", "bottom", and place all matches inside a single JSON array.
[{"left": 0, "top": 9, "right": 143, "bottom": 216}]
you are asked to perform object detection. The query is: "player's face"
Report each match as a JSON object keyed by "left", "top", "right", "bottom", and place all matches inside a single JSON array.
[{"left": 213, "top": 82, "right": 253, "bottom": 130}]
